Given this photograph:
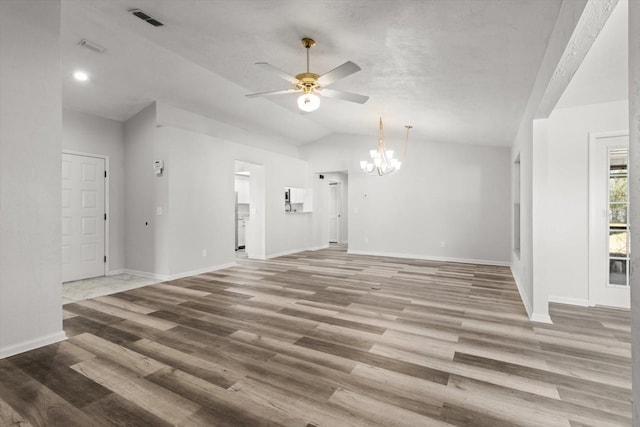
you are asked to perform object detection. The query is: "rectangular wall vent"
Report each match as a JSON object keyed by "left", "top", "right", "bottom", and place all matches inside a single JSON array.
[{"left": 128, "top": 8, "right": 164, "bottom": 27}]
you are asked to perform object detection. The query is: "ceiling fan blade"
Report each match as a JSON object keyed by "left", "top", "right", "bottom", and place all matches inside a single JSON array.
[
  {"left": 317, "top": 61, "right": 361, "bottom": 87},
  {"left": 255, "top": 62, "right": 299, "bottom": 84},
  {"left": 245, "top": 88, "right": 300, "bottom": 98},
  {"left": 317, "top": 88, "right": 369, "bottom": 104}
]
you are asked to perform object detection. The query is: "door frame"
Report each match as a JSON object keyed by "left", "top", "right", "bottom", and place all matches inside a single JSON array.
[
  {"left": 62, "top": 150, "right": 110, "bottom": 278},
  {"left": 588, "top": 130, "right": 629, "bottom": 307},
  {"left": 234, "top": 160, "right": 265, "bottom": 260}
]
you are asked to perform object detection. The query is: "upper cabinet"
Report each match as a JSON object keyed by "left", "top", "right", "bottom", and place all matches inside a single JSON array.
[
  {"left": 235, "top": 176, "right": 250, "bottom": 204},
  {"left": 290, "top": 187, "right": 305, "bottom": 204}
]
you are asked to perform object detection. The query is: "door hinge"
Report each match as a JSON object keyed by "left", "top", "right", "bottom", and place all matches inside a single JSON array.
[
  {"left": 104, "top": 213, "right": 107, "bottom": 220},
  {"left": 104, "top": 171, "right": 107, "bottom": 178},
  {"left": 104, "top": 255, "right": 107, "bottom": 263}
]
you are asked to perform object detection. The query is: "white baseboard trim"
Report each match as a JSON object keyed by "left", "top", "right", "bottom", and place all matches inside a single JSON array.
[
  {"left": 530, "top": 312, "right": 553, "bottom": 324},
  {"left": 548, "top": 296, "right": 590, "bottom": 307},
  {"left": 167, "top": 263, "right": 237, "bottom": 280},
  {"left": 265, "top": 244, "right": 330, "bottom": 259},
  {"left": 123, "top": 269, "right": 169, "bottom": 281},
  {"left": 266, "top": 250, "right": 297, "bottom": 259},
  {"left": 124, "top": 262, "right": 237, "bottom": 282},
  {"left": 308, "top": 244, "right": 330, "bottom": 251},
  {"left": 346, "top": 250, "right": 510, "bottom": 267},
  {"left": 510, "top": 266, "right": 532, "bottom": 319},
  {"left": 107, "top": 269, "right": 125, "bottom": 276},
  {"left": 0, "top": 331, "right": 67, "bottom": 359}
]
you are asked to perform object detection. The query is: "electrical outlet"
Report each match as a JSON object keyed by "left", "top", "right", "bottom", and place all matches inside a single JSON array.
[
  {"left": 201, "top": 248, "right": 207, "bottom": 257},
  {"left": 156, "top": 207, "right": 163, "bottom": 216},
  {"left": 364, "top": 237, "right": 369, "bottom": 244},
  {"left": 440, "top": 241, "right": 446, "bottom": 248}
]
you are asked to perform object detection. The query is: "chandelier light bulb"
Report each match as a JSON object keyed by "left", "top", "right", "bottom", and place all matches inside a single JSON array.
[{"left": 297, "top": 93, "right": 320, "bottom": 112}]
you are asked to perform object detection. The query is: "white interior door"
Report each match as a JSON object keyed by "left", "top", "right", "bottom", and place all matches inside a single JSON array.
[
  {"left": 329, "top": 183, "right": 339, "bottom": 243},
  {"left": 589, "top": 132, "right": 630, "bottom": 308},
  {"left": 62, "top": 153, "right": 106, "bottom": 282}
]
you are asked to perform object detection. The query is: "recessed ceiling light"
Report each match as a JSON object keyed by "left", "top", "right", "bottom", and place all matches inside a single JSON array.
[{"left": 73, "top": 70, "right": 89, "bottom": 81}]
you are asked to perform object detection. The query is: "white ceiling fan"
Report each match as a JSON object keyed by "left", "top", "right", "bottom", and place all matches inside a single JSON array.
[{"left": 246, "top": 37, "right": 369, "bottom": 112}]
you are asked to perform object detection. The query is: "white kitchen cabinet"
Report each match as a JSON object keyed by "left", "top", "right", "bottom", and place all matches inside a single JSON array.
[
  {"left": 235, "top": 177, "right": 250, "bottom": 204},
  {"left": 290, "top": 187, "right": 304, "bottom": 203}
]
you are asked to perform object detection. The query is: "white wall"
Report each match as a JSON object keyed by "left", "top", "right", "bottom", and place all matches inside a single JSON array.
[
  {"left": 160, "top": 125, "right": 236, "bottom": 274},
  {"left": 532, "top": 118, "right": 550, "bottom": 317},
  {"left": 247, "top": 164, "right": 265, "bottom": 259},
  {"left": 511, "top": 0, "right": 589, "bottom": 321},
  {"left": 511, "top": 120, "right": 535, "bottom": 315},
  {"left": 123, "top": 103, "right": 315, "bottom": 278},
  {"left": 159, "top": 104, "right": 315, "bottom": 259},
  {"left": 302, "top": 134, "right": 511, "bottom": 264},
  {"left": 0, "top": 0, "right": 66, "bottom": 358},
  {"left": 537, "top": 100, "right": 628, "bottom": 307},
  {"left": 259, "top": 154, "right": 314, "bottom": 257},
  {"left": 124, "top": 104, "right": 172, "bottom": 277},
  {"left": 157, "top": 103, "right": 313, "bottom": 258},
  {"left": 62, "top": 109, "right": 125, "bottom": 273},
  {"left": 156, "top": 103, "right": 301, "bottom": 158}
]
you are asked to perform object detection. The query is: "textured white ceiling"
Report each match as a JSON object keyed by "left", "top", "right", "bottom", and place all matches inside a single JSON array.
[{"left": 61, "top": 0, "right": 564, "bottom": 147}]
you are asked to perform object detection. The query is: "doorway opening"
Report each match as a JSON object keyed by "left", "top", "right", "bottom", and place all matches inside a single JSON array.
[
  {"left": 234, "top": 169, "right": 250, "bottom": 257},
  {"left": 234, "top": 160, "right": 266, "bottom": 259},
  {"left": 317, "top": 171, "right": 348, "bottom": 248}
]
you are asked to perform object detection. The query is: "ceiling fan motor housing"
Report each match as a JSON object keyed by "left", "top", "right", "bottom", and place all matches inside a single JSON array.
[{"left": 295, "top": 72, "right": 320, "bottom": 93}]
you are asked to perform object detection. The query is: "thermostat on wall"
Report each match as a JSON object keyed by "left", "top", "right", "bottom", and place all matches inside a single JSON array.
[{"left": 153, "top": 160, "right": 164, "bottom": 176}]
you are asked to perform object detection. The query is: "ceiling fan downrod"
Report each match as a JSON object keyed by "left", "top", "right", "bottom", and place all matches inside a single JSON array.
[
  {"left": 296, "top": 38, "right": 320, "bottom": 94},
  {"left": 301, "top": 37, "right": 315, "bottom": 73}
]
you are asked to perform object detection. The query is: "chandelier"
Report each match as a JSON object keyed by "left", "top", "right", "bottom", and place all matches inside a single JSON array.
[{"left": 360, "top": 117, "right": 412, "bottom": 176}]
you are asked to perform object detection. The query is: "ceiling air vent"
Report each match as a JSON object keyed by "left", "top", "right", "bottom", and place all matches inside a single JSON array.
[
  {"left": 128, "top": 8, "right": 164, "bottom": 27},
  {"left": 78, "top": 39, "right": 106, "bottom": 54}
]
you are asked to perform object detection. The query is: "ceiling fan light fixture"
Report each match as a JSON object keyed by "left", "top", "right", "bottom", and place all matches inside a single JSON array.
[
  {"left": 73, "top": 70, "right": 89, "bottom": 81},
  {"left": 247, "top": 37, "right": 368, "bottom": 110},
  {"left": 297, "top": 93, "right": 320, "bottom": 112}
]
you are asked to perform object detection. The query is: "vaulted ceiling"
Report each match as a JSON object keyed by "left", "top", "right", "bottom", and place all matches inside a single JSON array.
[{"left": 61, "top": 0, "right": 565, "bottom": 147}]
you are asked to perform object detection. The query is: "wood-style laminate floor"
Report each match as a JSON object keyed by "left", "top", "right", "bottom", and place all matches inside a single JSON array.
[{"left": 0, "top": 245, "right": 631, "bottom": 426}]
